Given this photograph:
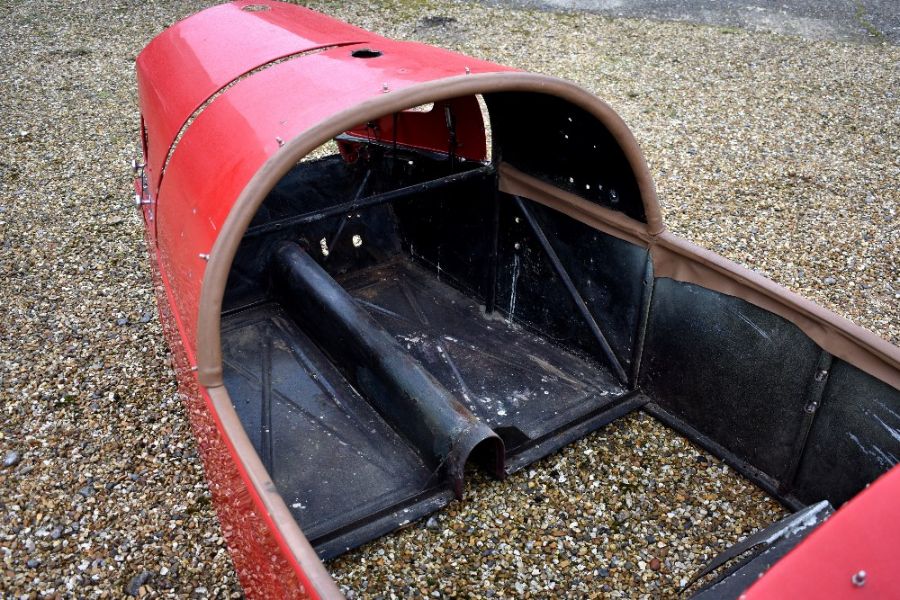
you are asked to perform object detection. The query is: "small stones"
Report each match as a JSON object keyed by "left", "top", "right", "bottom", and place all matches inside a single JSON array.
[
  {"left": 330, "top": 414, "right": 789, "bottom": 595},
  {"left": 3, "top": 450, "right": 21, "bottom": 468},
  {"left": 425, "top": 516, "right": 440, "bottom": 530},
  {"left": 125, "top": 570, "right": 152, "bottom": 597},
  {"left": 2, "top": 0, "right": 896, "bottom": 598},
  {"left": 26, "top": 558, "right": 41, "bottom": 569},
  {"left": 824, "top": 276, "right": 837, "bottom": 285}
]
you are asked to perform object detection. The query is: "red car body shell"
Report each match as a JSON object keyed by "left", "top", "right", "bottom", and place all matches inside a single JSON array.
[{"left": 135, "top": 2, "right": 900, "bottom": 598}]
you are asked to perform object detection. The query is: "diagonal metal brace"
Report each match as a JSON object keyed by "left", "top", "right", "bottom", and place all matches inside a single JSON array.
[{"left": 514, "top": 196, "right": 629, "bottom": 386}]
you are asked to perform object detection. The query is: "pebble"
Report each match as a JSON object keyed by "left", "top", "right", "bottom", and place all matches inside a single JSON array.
[
  {"left": 3, "top": 450, "right": 21, "bottom": 467},
  {"left": 125, "top": 571, "right": 152, "bottom": 597},
  {"left": 1, "top": 0, "right": 895, "bottom": 597}
]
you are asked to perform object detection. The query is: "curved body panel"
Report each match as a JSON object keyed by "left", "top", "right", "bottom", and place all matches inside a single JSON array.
[
  {"left": 135, "top": 2, "right": 899, "bottom": 598},
  {"left": 136, "top": 0, "right": 374, "bottom": 195}
]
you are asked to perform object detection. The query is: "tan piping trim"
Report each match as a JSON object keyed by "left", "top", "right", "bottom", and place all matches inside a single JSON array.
[
  {"left": 206, "top": 386, "right": 343, "bottom": 599},
  {"left": 196, "top": 71, "right": 661, "bottom": 387},
  {"left": 651, "top": 233, "right": 900, "bottom": 391},
  {"left": 191, "top": 72, "right": 661, "bottom": 594},
  {"left": 498, "top": 163, "right": 654, "bottom": 248}
]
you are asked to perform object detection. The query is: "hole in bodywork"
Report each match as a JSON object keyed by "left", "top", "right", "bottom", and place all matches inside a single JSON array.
[
  {"left": 404, "top": 102, "right": 435, "bottom": 113},
  {"left": 241, "top": 4, "right": 270, "bottom": 11},
  {"left": 351, "top": 48, "right": 382, "bottom": 59}
]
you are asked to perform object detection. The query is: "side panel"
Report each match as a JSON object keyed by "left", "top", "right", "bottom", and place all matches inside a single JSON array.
[
  {"left": 793, "top": 360, "right": 900, "bottom": 506},
  {"left": 640, "top": 279, "right": 821, "bottom": 484},
  {"left": 147, "top": 232, "right": 315, "bottom": 599},
  {"left": 641, "top": 278, "right": 900, "bottom": 508}
]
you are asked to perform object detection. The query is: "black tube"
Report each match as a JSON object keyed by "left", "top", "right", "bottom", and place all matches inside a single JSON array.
[{"left": 270, "top": 241, "right": 504, "bottom": 495}]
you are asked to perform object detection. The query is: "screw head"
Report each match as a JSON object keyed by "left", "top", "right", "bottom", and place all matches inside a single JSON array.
[{"left": 851, "top": 570, "right": 867, "bottom": 587}]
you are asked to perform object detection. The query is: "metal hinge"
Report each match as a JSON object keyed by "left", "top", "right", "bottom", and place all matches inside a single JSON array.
[{"left": 132, "top": 159, "right": 152, "bottom": 207}]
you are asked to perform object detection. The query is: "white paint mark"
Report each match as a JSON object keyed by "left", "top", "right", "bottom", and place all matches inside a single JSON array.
[
  {"left": 848, "top": 432, "right": 898, "bottom": 468},
  {"left": 736, "top": 311, "right": 770, "bottom": 340},
  {"left": 873, "top": 415, "right": 900, "bottom": 444},
  {"left": 874, "top": 400, "right": 900, "bottom": 421},
  {"left": 507, "top": 254, "right": 521, "bottom": 320},
  {"left": 763, "top": 500, "right": 829, "bottom": 544},
  {"left": 319, "top": 238, "right": 329, "bottom": 256},
  {"left": 352, "top": 234, "right": 363, "bottom": 247}
]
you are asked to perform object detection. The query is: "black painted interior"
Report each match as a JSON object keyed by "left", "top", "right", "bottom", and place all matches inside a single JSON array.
[{"left": 219, "top": 94, "right": 899, "bottom": 582}]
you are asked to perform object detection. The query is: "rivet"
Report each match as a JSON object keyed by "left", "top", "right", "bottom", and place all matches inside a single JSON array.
[
  {"left": 465, "top": 66, "right": 471, "bottom": 75},
  {"left": 275, "top": 136, "right": 285, "bottom": 147},
  {"left": 382, "top": 83, "right": 390, "bottom": 93},
  {"left": 198, "top": 253, "right": 210, "bottom": 261},
  {"left": 852, "top": 570, "right": 866, "bottom": 587}
]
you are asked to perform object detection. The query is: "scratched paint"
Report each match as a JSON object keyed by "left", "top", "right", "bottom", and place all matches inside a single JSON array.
[{"left": 507, "top": 253, "right": 521, "bottom": 320}]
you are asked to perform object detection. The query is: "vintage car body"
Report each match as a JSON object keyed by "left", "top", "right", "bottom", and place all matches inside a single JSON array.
[{"left": 134, "top": 2, "right": 900, "bottom": 597}]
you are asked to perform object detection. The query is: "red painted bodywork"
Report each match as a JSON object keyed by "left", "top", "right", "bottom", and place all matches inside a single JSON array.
[
  {"left": 744, "top": 464, "right": 900, "bottom": 599},
  {"left": 136, "top": 1, "right": 509, "bottom": 597},
  {"left": 137, "top": 1, "right": 508, "bottom": 366},
  {"left": 146, "top": 231, "right": 311, "bottom": 597},
  {"left": 136, "top": 2, "right": 900, "bottom": 597}
]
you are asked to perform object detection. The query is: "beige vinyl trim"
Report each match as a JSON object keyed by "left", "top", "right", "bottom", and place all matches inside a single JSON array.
[
  {"left": 192, "top": 72, "right": 662, "bottom": 596},
  {"left": 650, "top": 233, "right": 900, "bottom": 391}
]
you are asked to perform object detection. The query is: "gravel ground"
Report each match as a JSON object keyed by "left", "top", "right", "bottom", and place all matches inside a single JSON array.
[{"left": 0, "top": 0, "right": 896, "bottom": 598}]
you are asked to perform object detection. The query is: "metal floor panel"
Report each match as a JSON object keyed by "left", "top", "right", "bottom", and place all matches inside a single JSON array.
[
  {"left": 340, "top": 259, "right": 627, "bottom": 458},
  {"left": 222, "top": 258, "right": 631, "bottom": 558},
  {"left": 221, "top": 306, "right": 449, "bottom": 557}
]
